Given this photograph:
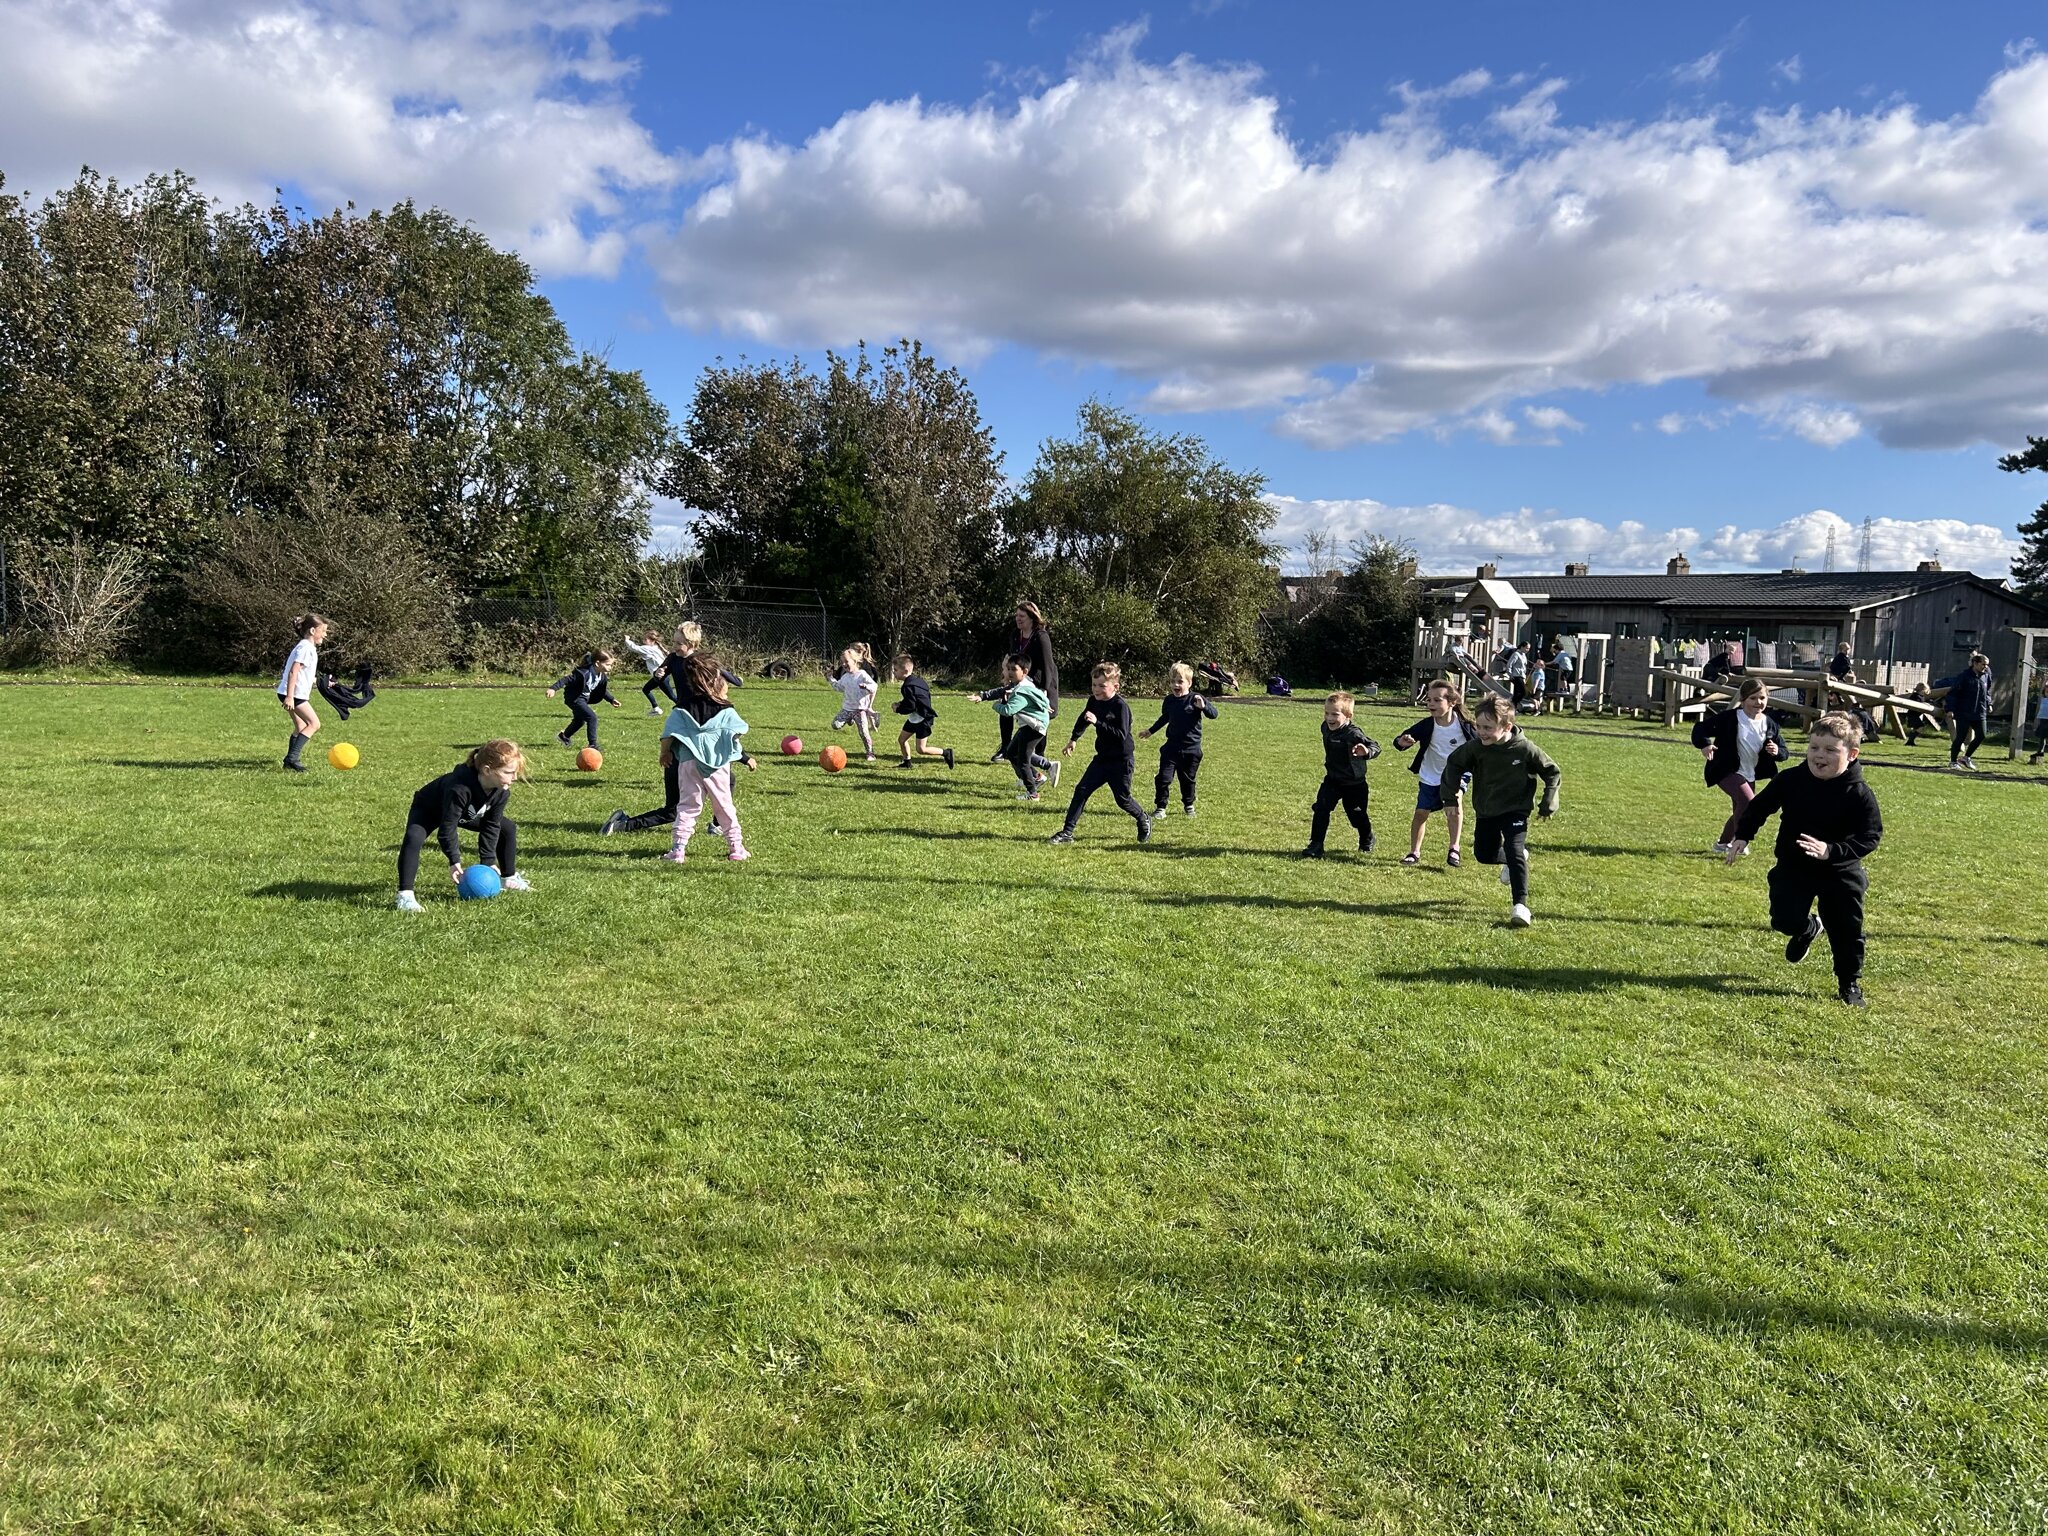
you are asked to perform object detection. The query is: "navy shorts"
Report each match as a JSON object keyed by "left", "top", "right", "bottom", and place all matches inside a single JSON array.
[{"left": 1416, "top": 775, "right": 1469, "bottom": 813}]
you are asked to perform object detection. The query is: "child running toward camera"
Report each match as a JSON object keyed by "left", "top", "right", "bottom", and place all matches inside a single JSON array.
[
  {"left": 1050, "top": 662, "right": 1150, "bottom": 844},
  {"left": 395, "top": 739, "right": 530, "bottom": 912},
  {"left": 277, "top": 613, "right": 328, "bottom": 772},
  {"left": 891, "top": 654, "right": 955, "bottom": 770},
  {"left": 546, "top": 649, "right": 621, "bottom": 749},
  {"left": 831, "top": 646, "right": 882, "bottom": 762},
  {"left": 1440, "top": 696, "right": 1561, "bottom": 928},
  {"left": 966, "top": 654, "right": 1056, "bottom": 800},
  {"left": 1692, "top": 678, "right": 1787, "bottom": 853},
  {"left": 660, "top": 655, "right": 752, "bottom": 864},
  {"left": 1724, "top": 711, "right": 1883, "bottom": 1008},
  {"left": 1299, "top": 692, "right": 1380, "bottom": 858},
  {"left": 1393, "top": 680, "right": 1471, "bottom": 866},
  {"left": 1140, "top": 662, "right": 1218, "bottom": 817}
]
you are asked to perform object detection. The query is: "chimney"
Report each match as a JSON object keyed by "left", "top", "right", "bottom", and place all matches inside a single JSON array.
[
  {"left": 1667, "top": 553, "right": 1691, "bottom": 576},
  {"left": 1781, "top": 568, "right": 1807, "bottom": 576},
  {"left": 1917, "top": 558, "right": 1942, "bottom": 572},
  {"left": 1477, "top": 562, "right": 1497, "bottom": 581},
  {"left": 1397, "top": 558, "right": 1418, "bottom": 579},
  {"left": 1564, "top": 562, "right": 1589, "bottom": 577}
]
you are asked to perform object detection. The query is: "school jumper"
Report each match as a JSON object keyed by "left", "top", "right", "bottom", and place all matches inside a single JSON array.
[
  {"left": 1306, "top": 721, "right": 1380, "bottom": 853},
  {"left": 1690, "top": 706, "right": 1787, "bottom": 845},
  {"left": 1060, "top": 695, "right": 1149, "bottom": 837},
  {"left": 400, "top": 763, "right": 515, "bottom": 890},
  {"left": 1440, "top": 729, "right": 1562, "bottom": 906},
  {"left": 894, "top": 674, "right": 938, "bottom": 740},
  {"left": 1733, "top": 762, "right": 1883, "bottom": 991},
  {"left": 980, "top": 678, "right": 1053, "bottom": 791},
  {"left": 1148, "top": 692, "right": 1218, "bottom": 811},
  {"left": 554, "top": 658, "right": 617, "bottom": 748},
  {"left": 1934, "top": 666, "right": 1993, "bottom": 763}
]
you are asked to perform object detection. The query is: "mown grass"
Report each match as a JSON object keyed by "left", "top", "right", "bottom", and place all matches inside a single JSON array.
[{"left": 1, "top": 681, "right": 2044, "bottom": 1534}]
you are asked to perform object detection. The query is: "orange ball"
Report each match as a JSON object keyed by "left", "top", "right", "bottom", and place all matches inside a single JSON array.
[
  {"left": 576, "top": 747, "right": 603, "bottom": 772},
  {"left": 819, "top": 744, "right": 848, "bottom": 773}
]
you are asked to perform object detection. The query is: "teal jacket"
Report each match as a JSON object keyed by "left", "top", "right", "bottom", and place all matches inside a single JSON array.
[
  {"left": 662, "top": 704, "right": 749, "bottom": 772},
  {"left": 992, "top": 678, "right": 1052, "bottom": 733},
  {"left": 1441, "top": 728, "right": 1561, "bottom": 819}
]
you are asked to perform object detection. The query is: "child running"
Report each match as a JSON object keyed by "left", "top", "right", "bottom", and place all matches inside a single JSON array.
[
  {"left": 546, "top": 649, "right": 621, "bottom": 749},
  {"left": 1050, "top": 662, "right": 1150, "bottom": 844},
  {"left": 1299, "top": 691, "right": 1380, "bottom": 858},
  {"left": 277, "top": 613, "right": 328, "bottom": 772},
  {"left": 1392, "top": 679, "right": 1472, "bottom": 866},
  {"left": 316, "top": 663, "right": 376, "bottom": 722},
  {"left": 395, "top": 739, "right": 531, "bottom": 912},
  {"left": 966, "top": 654, "right": 1057, "bottom": 800},
  {"left": 1723, "top": 711, "right": 1883, "bottom": 1008},
  {"left": 1441, "top": 696, "right": 1561, "bottom": 928},
  {"left": 647, "top": 622, "right": 743, "bottom": 709},
  {"left": 1691, "top": 678, "right": 1786, "bottom": 853},
  {"left": 660, "top": 655, "right": 751, "bottom": 864},
  {"left": 622, "top": 629, "right": 670, "bottom": 714},
  {"left": 600, "top": 657, "right": 759, "bottom": 837},
  {"left": 891, "top": 654, "right": 955, "bottom": 770},
  {"left": 2030, "top": 675, "right": 2048, "bottom": 765},
  {"left": 830, "top": 646, "right": 882, "bottom": 762},
  {"left": 1139, "top": 661, "right": 1217, "bottom": 816}
]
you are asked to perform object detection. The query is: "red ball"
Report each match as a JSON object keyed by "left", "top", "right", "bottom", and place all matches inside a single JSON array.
[
  {"left": 780, "top": 734, "right": 803, "bottom": 756},
  {"left": 819, "top": 744, "right": 847, "bottom": 773},
  {"left": 576, "top": 747, "right": 602, "bottom": 772}
]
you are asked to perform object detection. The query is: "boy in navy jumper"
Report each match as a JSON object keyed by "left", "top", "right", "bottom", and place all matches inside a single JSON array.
[
  {"left": 1725, "top": 711, "right": 1883, "bottom": 1007},
  {"left": 891, "top": 654, "right": 955, "bottom": 770},
  {"left": 1050, "top": 662, "right": 1152, "bottom": 844},
  {"left": 1140, "top": 661, "right": 1218, "bottom": 815},
  {"left": 546, "top": 650, "right": 621, "bottom": 748},
  {"left": 1299, "top": 692, "right": 1380, "bottom": 858}
]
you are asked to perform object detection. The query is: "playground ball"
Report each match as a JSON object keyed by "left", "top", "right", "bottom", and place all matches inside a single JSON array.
[
  {"left": 326, "top": 742, "right": 360, "bottom": 770},
  {"left": 458, "top": 865, "right": 502, "bottom": 901},
  {"left": 576, "top": 747, "right": 603, "bottom": 772},
  {"left": 819, "top": 744, "right": 847, "bottom": 773},
  {"left": 780, "top": 734, "right": 804, "bottom": 756}
]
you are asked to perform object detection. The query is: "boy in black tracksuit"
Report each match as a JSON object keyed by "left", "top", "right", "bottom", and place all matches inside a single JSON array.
[
  {"left": 546, "top": 650, "right": 621, "bottom": 748},
  {"left": 1300, "top": 691, "right": 1380, "bottom": 857},
  {"left": 1726, "top": 711, "right": 1884, "bottom": 1007},
  {"left": 1140, "top": 661, "right": 1218, "bottom": 815},
  {"left": 891, "top": 654, "right": 955, "bottom": 769},
  {"left": 1050, "top": 662, "right": 1152, "bottom": 844}
]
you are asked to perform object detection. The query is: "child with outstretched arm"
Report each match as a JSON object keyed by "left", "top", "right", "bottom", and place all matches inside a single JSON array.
[
  {"left": 831, "top": 646, "right": 882, "bottom": 763},
  {"left": 965, "top": 654, "right": 1056, "bottom": 799},
  {"left": 1392, "top": 679, "right": 1472, "bottom": 866},
  {"left": 1440, "top": 695, "right": 1560, "bottom": 928},
  {"left": 1049, "top": 662, "right": 1151, "bottom": 844},
  {"left": 891, "top": 654, "right": 955, "bottom": 770},
  {"left": 1140, "top": 661, "right": 1217, "bottom": 816},
  {"left": 622, "top": 629, "right": 670, "bottom": 715},
  {"left": 1298, "top": 691, "right": 1380, "bottom": 858},
  {"left": 546, "top": 649, "right": 621, "bottom": 748},
  {"left": 1723, "top": 711, "right": 1883, "bottom": 1008}
]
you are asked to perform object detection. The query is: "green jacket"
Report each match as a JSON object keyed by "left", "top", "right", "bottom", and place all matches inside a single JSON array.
[
  {"left": 1442, "top": 729, "right": 1561, "bottom": 819},
  {"left": 993, "top": 678, "right": 1052, "bottom": 733}
]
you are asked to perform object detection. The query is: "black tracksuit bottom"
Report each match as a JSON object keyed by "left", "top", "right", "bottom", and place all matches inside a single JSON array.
[
  {"left": 1950, "top": 713, "right": 1987, "bottom": 762},
  {"left": 562, "top": 700, "right": 600, "bottom": 747},
  {"left": 1154, "top": 746, "right": 1202, "bottom": 811},
  {"left": 399, "top": 817, "right": 517, "bottom": 889},
  {"left": 1768, "top": 859, "right": 1867, "bottom": 985},
  {"left": 1008, "top": 723, "right": 1047, "bottom": 791},
  {"left": 1473, "top": 811, "right": 1530, "bottom": 906},
  {"left": 643, "top": 672, "right": 674, "bottom": 706},
  {"left": 1308, "top": 777, "right": 1372, "bottom": 852},
  {"left": 1063, "top": 754, "right": 1146, "bottom": 832}
]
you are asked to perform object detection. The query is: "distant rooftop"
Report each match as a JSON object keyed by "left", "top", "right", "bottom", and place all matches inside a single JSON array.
[{"left": 1422, "top": 565, "right": 2041, "bottom": 613}]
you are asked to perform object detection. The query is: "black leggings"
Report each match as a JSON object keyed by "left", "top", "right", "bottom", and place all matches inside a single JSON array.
[
  {"left": 317, "top": 667, "right": 375, "bottom": 713},
  {"left": 1154, "top": 746, "right": 1202, "bottom": 810},
  {"left": 617, "top": 754, "right": 732, "bottom": 833},
  {"left": 642, "top": 672, "right": 673, "bottom": 706},
  {"left": 1309, "top": 778, "right": 1372, "bottom": 851},
  {"left": 1473, "top": 811, "right": 1528, "bottom": 905},
  {"left": 563, "top": 700, "right": 599, "bottom": 747},
  {"left": 1768, "top": 860, "right": 1867, "bottom": 985},
  {"left": 399, "top": 818, "right": 516, "bottom": 890},
  {"left": 1951, "top": 715, "right": 1986, "bottom": 762},
  {"left": 1008, "top": 723, "right": 1047, "bottom": 790},
  {"left": 1062, "top": 755, "right": 1145, "bottom": 832}
]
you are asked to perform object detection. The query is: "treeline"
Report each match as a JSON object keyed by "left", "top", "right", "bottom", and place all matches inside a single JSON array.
[{"left": 1, "top": 169, "right": 1414, "bottom": 683}]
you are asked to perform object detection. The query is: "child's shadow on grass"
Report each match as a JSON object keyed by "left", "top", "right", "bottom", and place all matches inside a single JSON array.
[
  {"left": 249, "top": 879, "right": 387, "bottom": 902},
  {"left": 99, "top": 757, "right": 270, "bottom": 771},
  {"left": 1377, "top": 964, "right": 1794, "bottom": 997}
]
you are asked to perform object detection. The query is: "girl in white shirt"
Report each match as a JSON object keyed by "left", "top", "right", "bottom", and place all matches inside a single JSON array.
[
  {"left": 277, "top": 613, "right": 329, "bottom": 772},
  {"left": 829, "top": 646, "right": 880, "bottom": 761},
  {"left": 1392, "top": 679, "right": 1474, "bottom": 865}
]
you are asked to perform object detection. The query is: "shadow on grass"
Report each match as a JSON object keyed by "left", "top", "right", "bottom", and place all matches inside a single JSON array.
[
  {"left": 249, "top": 878, "right": 387, "bottom": 902},
  {"left": 98, "top": 757, "right": 273, "bottom": 771},
  {"left": 1377, "top": 964, "right": 1794, "bottom": 997}
]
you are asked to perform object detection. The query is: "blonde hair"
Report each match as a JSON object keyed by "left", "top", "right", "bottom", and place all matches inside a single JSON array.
[
  {"left": 893, "top": 653, "right": 915, "bottom": 670},
  {"left": 1326, "top": 691, "right": 1355, "bottom": 712},
  {"left": 674, "top": 620, "right": 704, "bottom": 649},
  {"left": 1811, "top": 711, "right": 1864, "bottom": 748},
  {"left": 467, "top": 739, "right": 524, "bottom": 777},
  {"left": 1091, "top": 661, "right": 1122, "bottom": 685},
  {"left": 1167, "top": 661, "right": 1193, "bottom": 685},
  {"left": 839, "top": 646, "right": 863, "bottom": 672},
  {"left": 854, "top": 641, "right": 875, "bottom": 672},
  {"left": 1474, "top": 695, "right": 1517, "bottom": 727}
]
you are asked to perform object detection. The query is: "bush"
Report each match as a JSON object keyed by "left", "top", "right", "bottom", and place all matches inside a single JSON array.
[
  {"left": 185, "top": 514, "right": 457, "bottom": 672},
  {"left": 6, "top": 536, "right": 150, "bottom": 667}
]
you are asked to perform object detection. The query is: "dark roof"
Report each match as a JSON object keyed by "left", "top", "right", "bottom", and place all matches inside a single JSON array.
[{"left": 1423, "top": 569, "right": 2047, "bottom": 614}]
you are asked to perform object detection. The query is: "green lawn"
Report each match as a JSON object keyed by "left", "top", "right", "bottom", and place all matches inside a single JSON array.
[{"left": 2, "top": 681, "right": 2044, "bottom": 1534}]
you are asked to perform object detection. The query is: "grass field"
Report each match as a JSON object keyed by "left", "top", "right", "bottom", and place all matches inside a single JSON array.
[{"left": 2, "top": 679, "right": 2045, "bottom": 1534}]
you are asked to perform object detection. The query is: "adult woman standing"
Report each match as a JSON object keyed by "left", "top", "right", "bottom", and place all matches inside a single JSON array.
[{"left": 992, "top": 600, "right": 1060, "bottom": 762}]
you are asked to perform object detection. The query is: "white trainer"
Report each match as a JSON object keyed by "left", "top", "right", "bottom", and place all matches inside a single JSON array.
[
  {"left": 395, "top": 891, "right": 423, "bottom": 913},
  {"left": 1510, "top": 903, "right": 1533, "bottom": 927},
  {"left": 503, "top": 874, "right": 532, "bottom": 892}
]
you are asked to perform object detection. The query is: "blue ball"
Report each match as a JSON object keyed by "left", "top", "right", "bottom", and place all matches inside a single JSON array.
[{"left": 458, "top": 865, "right": 502, "bottom": 901}]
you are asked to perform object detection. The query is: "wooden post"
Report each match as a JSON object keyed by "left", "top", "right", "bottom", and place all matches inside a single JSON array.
[{"left": 2007, "top": 627, "right": 2048, "bottom": 761}]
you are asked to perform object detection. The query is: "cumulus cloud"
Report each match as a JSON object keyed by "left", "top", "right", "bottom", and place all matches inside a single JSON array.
[
  {"left": 1263, "top": 497, "right": 2020, "bottom": 577},
  {"left": 0, "top": 0, "right": 680, "bottom": 276},
  {"left": 647, "top": 42, "right": 2048, "bottom": 451}
]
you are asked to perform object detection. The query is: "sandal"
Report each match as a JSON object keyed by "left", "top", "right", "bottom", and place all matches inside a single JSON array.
[
  {"left": 1398, "top": 852, "right": 1421, "bottom": 865},
  {"left": 1446, "top": 850, "right": 1462, "bottom": 867}
]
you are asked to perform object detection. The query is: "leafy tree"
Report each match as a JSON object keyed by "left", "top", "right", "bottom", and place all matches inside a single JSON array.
[
  {"left": 1277, "top": 535, "right": 1426, "bottom": 687},
  {"left": 2002, "top": 436, "right": 2048, "bottom": 601}
]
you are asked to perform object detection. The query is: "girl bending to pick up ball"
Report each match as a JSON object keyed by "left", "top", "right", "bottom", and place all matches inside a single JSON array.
[{"left": 395, "top": 739, "right": 532, "bottom": 912}]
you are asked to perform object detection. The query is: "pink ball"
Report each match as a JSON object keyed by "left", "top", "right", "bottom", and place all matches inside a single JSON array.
[{"left": 780, "top": 734, "right": 803, "bottom": 756}]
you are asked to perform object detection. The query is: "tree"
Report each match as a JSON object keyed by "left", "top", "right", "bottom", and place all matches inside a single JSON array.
[
  {"left": 1277, "top": 535, "right": 1426, "bottom": 687},
  {"left": 2002, "top": 436, "right": 2048, "bottom": 601}
]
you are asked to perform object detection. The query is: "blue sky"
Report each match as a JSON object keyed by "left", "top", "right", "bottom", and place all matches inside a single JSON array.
[{"left": 4, "top": 0, "right": 2045, "bottom": 574}]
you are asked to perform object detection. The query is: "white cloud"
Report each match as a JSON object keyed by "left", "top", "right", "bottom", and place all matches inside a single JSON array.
[
  {"left": 1773, "top": 404, "right": 1864, "bottom": 448},
  {"left": 1773, "top": 55, "right": 1804, "bottom": 86},
  {"left": 1263, "top": 496, "right": 2021, "bottom": 577},
  {"left": 1523, "top": 405, "right": 1585, "bottom": 437},
  {"left": 1655, "top": 413, "right": 1690, "bottom": 435},
  {"left": 646, "top": 44, "right": 2048, "bottom": 452},
  {"left": 0, "top": 0, "right": 680, "bottom": 277},
  {"left": 1671, "top": 48, "right": 1727, "bottom": 87}
]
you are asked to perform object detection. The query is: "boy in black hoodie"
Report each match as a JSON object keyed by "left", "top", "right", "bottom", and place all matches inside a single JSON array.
[
  {"left": 1299, "top": 691, "right": 1380, "bottom": 858},
  {"left": 1140, "top": 661, "right": 1219, "bottom": 816},
  {"left": 891, "top": 654, "right": 955, "bottom": 770},
  {"left": 546, "top": 649, "right": 621, "bottom": 748},
  {"left": 1725, "top": 711, "right": 1884, "bottom": 1007},
  {"left": 1050, "top": 662, "right": 1152, "bottom": 844}
]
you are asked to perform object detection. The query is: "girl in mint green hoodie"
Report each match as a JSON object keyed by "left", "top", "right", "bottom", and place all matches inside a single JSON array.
[{"left": 966, "top": 654, "right": 1056, "bottom": 800}]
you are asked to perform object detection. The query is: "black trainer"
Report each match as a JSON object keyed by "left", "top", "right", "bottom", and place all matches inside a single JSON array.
[
  {"left": 1839, "top": 981, "right": 1867, "bottom": 1008},
  {"left": 1136, "top": 813, "right": 1153, "bottom": 844},
  {"left": 600, "top": 810, "right": 626, "bottom": 836},
  {"left": 1047, "top": 828, "right": 1075, "bottom": 844},
  {"left": 943, "top": 748, "right": 955, "bottom": 770},
  {"left": 1785, "top": 914, "right": 1822, "bottom": 964},
  {"left": 1361, "top": 828, "right": 1376, "bottom": 853},
  {"left": 1296, "top": 846, "right": 1323, "bottom": 859}
]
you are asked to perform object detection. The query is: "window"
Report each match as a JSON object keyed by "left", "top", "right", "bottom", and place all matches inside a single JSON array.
[{"left": 1953, "top": 629, "right": 1979, "bottom": 651}]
